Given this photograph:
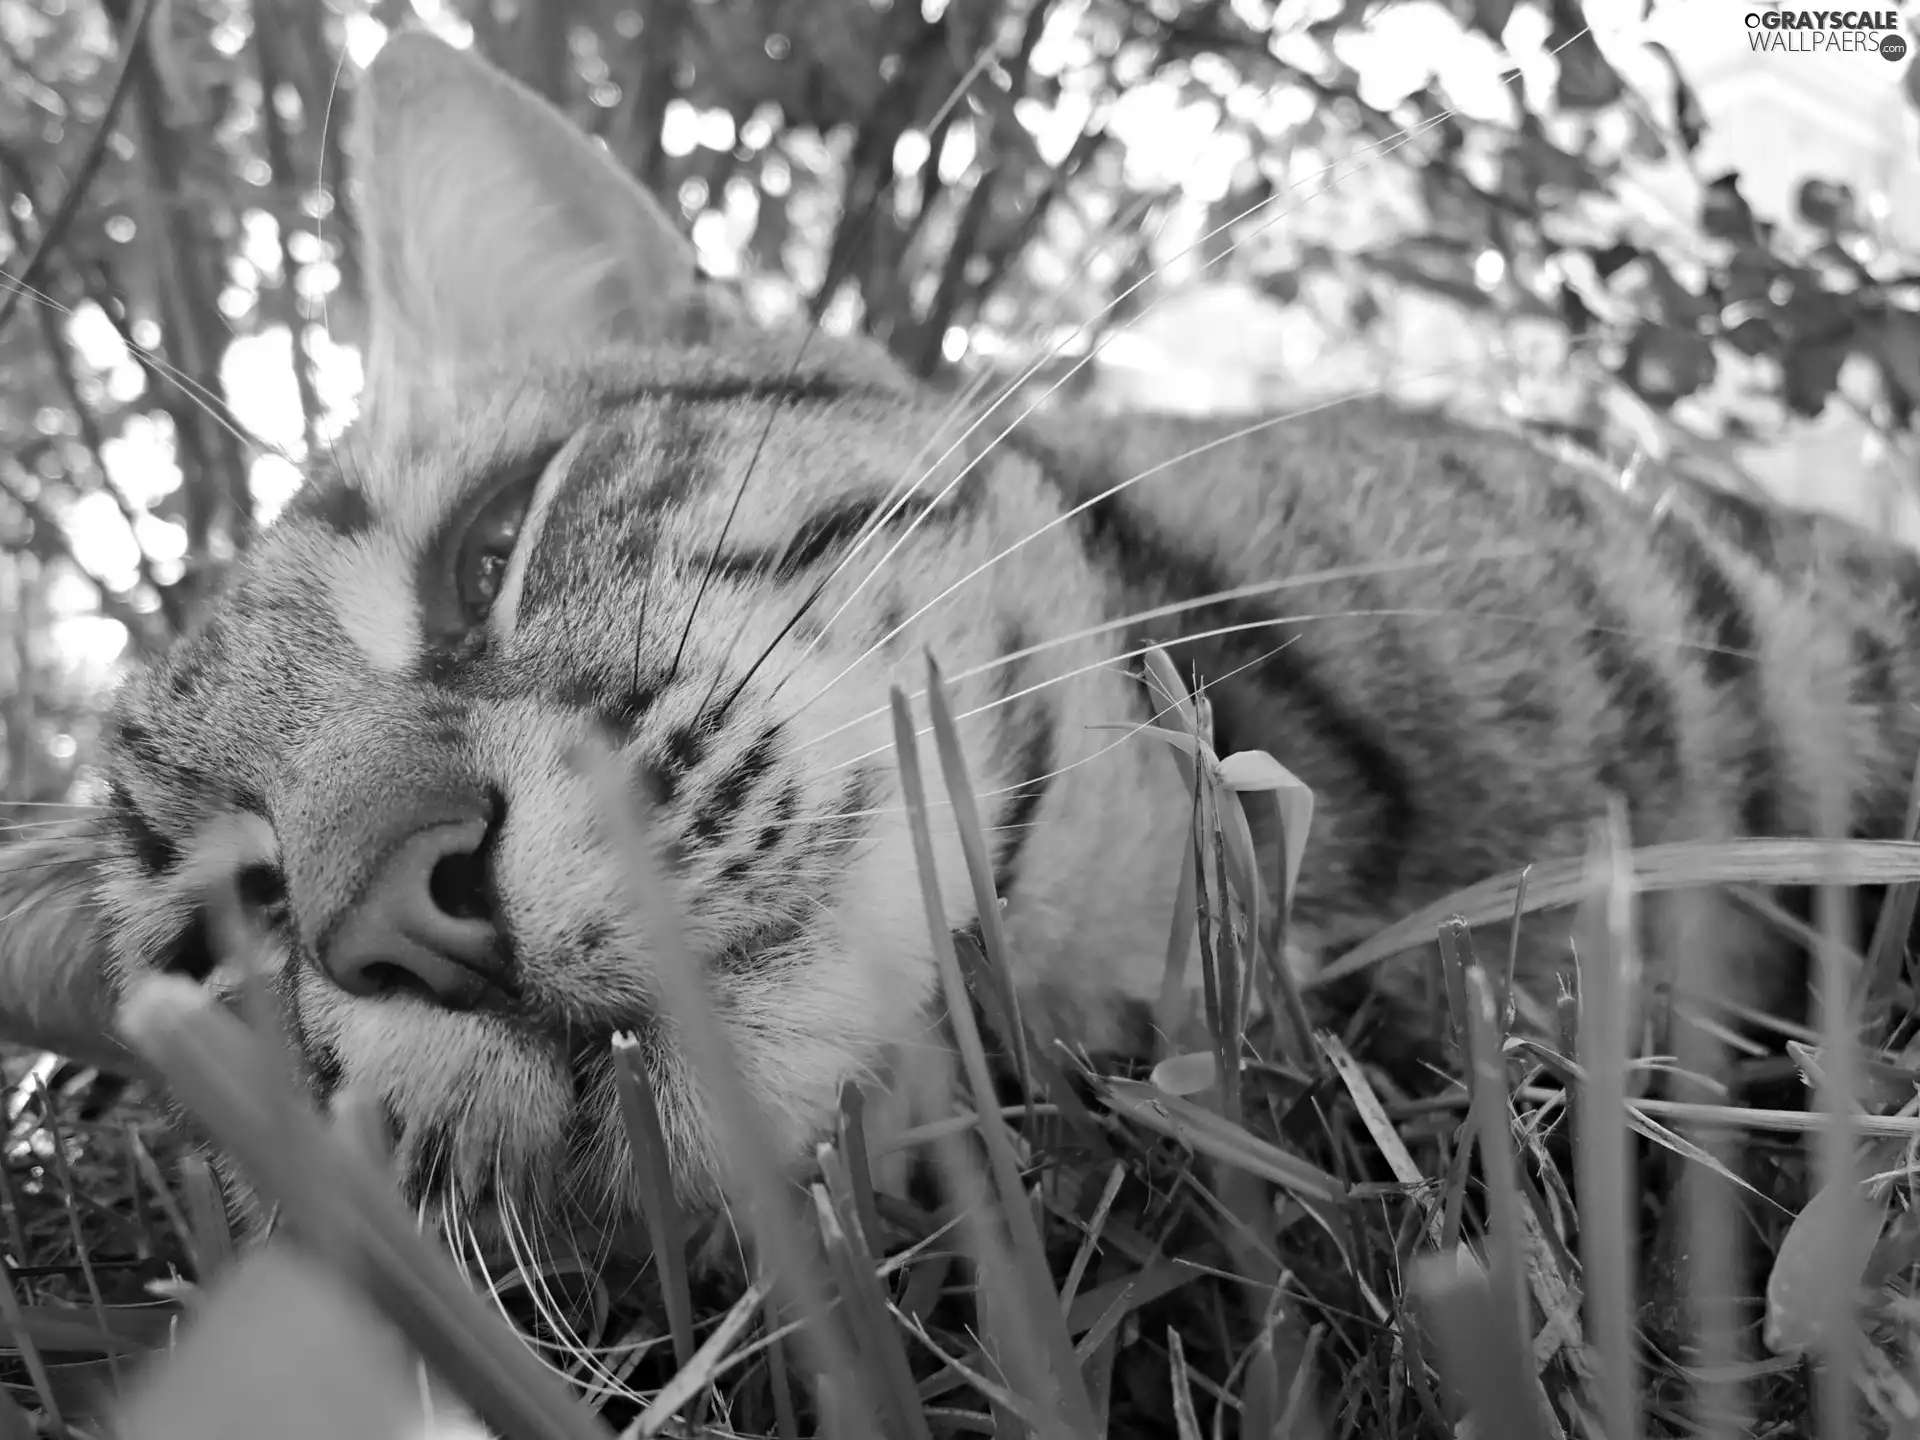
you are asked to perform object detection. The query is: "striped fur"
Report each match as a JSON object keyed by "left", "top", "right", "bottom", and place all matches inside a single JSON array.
[{"left": 4, "top": 33, "right": 1920, "bottom": 1243}]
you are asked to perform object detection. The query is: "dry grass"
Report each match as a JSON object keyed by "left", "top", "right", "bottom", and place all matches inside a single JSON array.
[{"left": 6, "top": 648, "right": 1920, "bottom": 1438}]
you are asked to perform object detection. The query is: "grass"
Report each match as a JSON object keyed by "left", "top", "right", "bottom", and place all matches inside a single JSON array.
[{"left": 7, "top": 647, "right": 1920, "bottom": 1437}]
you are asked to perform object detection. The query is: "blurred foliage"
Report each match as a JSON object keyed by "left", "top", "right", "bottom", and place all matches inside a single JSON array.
[{"left": 1, "top": 0, "right": 1918, "bottom": 808}]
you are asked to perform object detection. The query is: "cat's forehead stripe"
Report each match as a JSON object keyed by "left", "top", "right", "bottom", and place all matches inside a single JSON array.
[
  {"left": 298, "top": 418, "right": 552, "bottom": 672},
  {"left": 286, "top": 469, "right": 465, "bottom": 674},
  {"left": 324, "top": 529, "right": 423, "bottom": 672}
]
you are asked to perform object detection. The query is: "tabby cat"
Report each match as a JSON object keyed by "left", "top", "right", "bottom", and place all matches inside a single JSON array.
[{"left": 3, "top": 32, "right": 1918, "bottom": 1242}]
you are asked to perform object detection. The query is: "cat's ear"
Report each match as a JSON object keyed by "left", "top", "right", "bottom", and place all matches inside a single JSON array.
[
  {"left": 0, "top": 827, "right": 135, "bottom": 1073},
  {"left": 351, "top": 32, "right": 729, "bottom": 401}
]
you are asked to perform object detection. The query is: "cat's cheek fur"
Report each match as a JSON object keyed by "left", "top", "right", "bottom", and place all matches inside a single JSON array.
[{"left": 299, "top": 972, "right": 576, "bottom": 1208}]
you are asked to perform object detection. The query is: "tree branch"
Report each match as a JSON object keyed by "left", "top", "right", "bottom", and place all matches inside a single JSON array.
[
  {"left": 0, "top": 153, "right": 183, "bottom": 636},
  {"left": 0, "top": 0, "right": 159, "bottom": 344},
  {"left": 619, "top": 0, "right": 691, "bottom": 193},
  {"left": 250, "top": 2, "right": 326, "bottom": 459},
  {"left": 99, "top": 0, "right": 254, "bottom": 570},
  {"left": 283, "top": 0, "right": 361, "bottom": 307}
]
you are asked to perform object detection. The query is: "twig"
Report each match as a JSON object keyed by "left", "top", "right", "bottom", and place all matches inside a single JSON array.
[
  {"left": 908, "top": 0, "right": 1054, "bottom": 375},
  {"left": 284, "top": 0, "right": 361, "bottom": 304},
  {"left": 806, "top": 16, "right": 954, "bottom": 330},
  {"left": 249, "top": 3, "right": 326, "bottom": 459},
  {"left": 0, "top": 0, "right": 160, "bottom": 344},
  {"left": 102, "top": 0, "right": 255, "bottom": 558},
  {"left": 0, "top": 171, "right": 183, "bottom": 635}
]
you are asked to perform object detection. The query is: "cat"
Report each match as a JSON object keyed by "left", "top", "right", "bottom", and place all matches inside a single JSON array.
[{"left": 3, "top": 30, "right": 1918, "bottom": 1249}]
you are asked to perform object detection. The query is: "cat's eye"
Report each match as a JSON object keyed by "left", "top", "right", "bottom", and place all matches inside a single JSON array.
[
  {"left": 235, "top": 863, "right": 288, "bottom": 924},
  {"left": 453, "top": 471, "right": 543, "bottom": 626}
]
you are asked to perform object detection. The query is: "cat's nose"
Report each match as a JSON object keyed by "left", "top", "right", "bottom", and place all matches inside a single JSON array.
[{"left": 320, "top": 817, "right": 508, "bottom": 1007}]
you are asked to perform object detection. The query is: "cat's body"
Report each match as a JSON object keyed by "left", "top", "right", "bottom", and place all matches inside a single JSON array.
[{"left": 4, "top": 33, "right": 1919, "bottom": 1243}]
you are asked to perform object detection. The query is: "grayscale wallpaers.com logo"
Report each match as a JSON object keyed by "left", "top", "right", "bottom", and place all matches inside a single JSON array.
[{"left": 1744, "top": 6, "right": 1909, "bottom": 57}]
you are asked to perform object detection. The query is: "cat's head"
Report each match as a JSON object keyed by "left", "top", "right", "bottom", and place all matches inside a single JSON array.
[{"left": 0, "top": 32, "right": 1105, "bottom": 1236}]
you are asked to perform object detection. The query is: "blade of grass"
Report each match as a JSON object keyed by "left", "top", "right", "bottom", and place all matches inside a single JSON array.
[
  {"left": 0, "top": 1385, "right": 30, "bottom": 1440},
  {"left": 1461, "top": 967, "right": 1530, "bottom": 1377},
  {"left": 0, "top": 1259, "right": 65, "bottom": 1439},
  {"left": 1862, "top": 747, "right": 1920, "bottom": 1021},
  {"left": 116, "top": 976, "right": 612, "bottom": 1440},
  {"left": 762, "top": 1284, "right": 803, "bottom": 1440},
  {"left": 1318, "top": 1031, "right": 1438, "bottom": 1243},
  {"left": 578, "top": 742, "right": 881, "bottom": 1433},
  {"left": 1574, "top": 806, "right": 1639, "bottom": 1440},
  {"left": 177, "top": 1155, "right": 233, "bottom": 1285},
  {"left": 811, "top": 1166, "right": 935, "bottom": 1440},
  {"left": 125, "top": 1128, "right": 202, "bottom": 1279},
  {"left": 1167, "top": 1327, "right": 1204, "bottom": 1440},
  {"left": 109, "top": 1244, "right": 425, "bottom": 1440},
  {"left": 1144, "top": 651, "right": 1205, "bottom": 1054},
  {"left": 1096, "top": 1078, "right": 1344, "bottom": 1203},
  {"left": 1058, "top": 1161, "right": 1125, "bottom": 1312},
  {"left": 923, "top": 654, "right": 1035, "bottom": 1103},
  {"left": 1814, "top": 779, "right": 1863, "bottom": 1440},
  {"left": 1208, "top": 823, "right": 1245, "bottom": 1122},
  {"left": 1239, "top": 1329, "right": 1279, "bottom": 1440},
  {"left": 835, "top": 1082, "right": 891, "bottom": 1272},
  {"left": 1410, "top": 1251, "right": 1548, "bottom": 1440},
  {"left": 622, "top": 1275, "right": 771, "bottom": 1439},
  {"left": 892, "top": 680, "right": 1100, "bottom": 1437},
  {"left": 609, "top": 1035, "right": 696, "bottom": 1371},
  {"left": 34, "top": 1084, "right": 121, "bottom": 1389},
  {"left": 1666, "top": 878, "right": 1749, "bottom": 1439},
  {"left": 1503, "top": 866, "right": 1532, "bottom": 1031},
  {"left": 1318, "top": 837, "right": 1920, "bottom": 986}
]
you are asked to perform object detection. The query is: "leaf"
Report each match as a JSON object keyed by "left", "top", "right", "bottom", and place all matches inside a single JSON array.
[
  {"left": 0, "top": 1388, "right": 31, "bottom": 1440},
  {"left": 1701, "top": 173, "right": 1758, "bottom": 244},
  {"left": 1764, "top": 1179, "right": 1888, "bottom": 1357},
  {"left": 1256, "top": 269, "right": 1300, "bottom": 305},
  {"left": 1149, "top": 1051, "right": 1218, "bottom": 1097},
  {"left": 1621, "top": 321, "right": 1716, "bottom": 408},
  {"left": 1061, "top": 1262, "right": 1205, "bottom": 1340},
  {"left": 1719, "top": 304, "right": 1778, "bottom": 359},
  {"left": 1140, "top": 648, "right": 1197, "bottom": 739},
  {"left": 1795, "top": 178, "right": 1857, "bottom": 234},
  {"left": 1218, "top": 749, "right": 1315, "bottom": 902},
  {"left": 1645, "top": 40, "right": 1707, "bottom": 152},
  {"left": 1319, "top": 837, "right": 1920, "bottom": 986},
  {"left": 1099, "top": 1078, "right": 1346, "bottom": 1204},
  {"left": 1781, "top": 339, "right": 1850, "bottom": 418},
  {"left": 0, "top": 1303, "right": 177, "bottom": 1358},
  {"left": 1548, "top": 0, "right": 1624, "bottom": 110}
]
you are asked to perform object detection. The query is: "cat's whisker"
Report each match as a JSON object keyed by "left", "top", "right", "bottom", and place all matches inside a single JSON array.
[
  {"left": 0, "top": 272, "right": 293, "bottom": 470},
  {"left": 813, "top": 599, "right": 1752, "bottom": 786},
  {"left": 786, "top": 546, "right": 1540, "bottom": 750},
  {"left": 677, "top": 30, "right": 1009, "bottom": 705},
  {"left": 796, "top": 338, "right": 1636, "bottom": 727},
  {"left": 717, "top": 40, "right": 1509, "bottom": 725},
  {"left": 776, "top": 26, "right": 1605, "bottom": 699},
  {"left": 770, "top": 127, "right": 1468, "bottom": 700},
  {"left": 497, "top": 1179, "right": 636, "bottom": 1400},
  {"left": 775, "top": 25, "right": 1609, "bottom": 678},
  {"left": 706, "top": 188, "right": 1162, "bottom": 726},
  {"left": 725, "top": 637, "right": 1291, "bottom": 845},
  {"left": 309, "top": 35, "right": 353, "bottom": 360}
]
